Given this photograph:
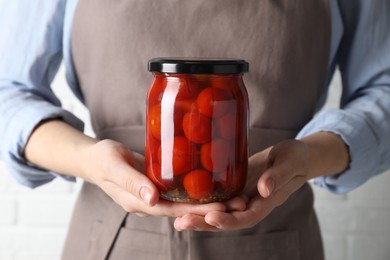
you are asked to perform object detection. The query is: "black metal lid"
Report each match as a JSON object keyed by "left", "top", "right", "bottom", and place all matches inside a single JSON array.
[{"left": 148, "top": 57, "right": 249, "bottom": 74}]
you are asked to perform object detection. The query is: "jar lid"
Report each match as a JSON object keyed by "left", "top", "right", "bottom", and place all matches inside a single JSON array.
[{"left": 148, "top": 58, "right": 249, "bottom": 74}]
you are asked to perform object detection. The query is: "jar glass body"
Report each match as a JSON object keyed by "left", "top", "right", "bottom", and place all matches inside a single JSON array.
[{"left": 146, "top": 73, "right": 248, "bottom": 203}]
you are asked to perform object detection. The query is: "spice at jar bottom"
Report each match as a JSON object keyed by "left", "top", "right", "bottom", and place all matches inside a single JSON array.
[{"left": 146, "top": 58, "right": 249, "bottom": 203}]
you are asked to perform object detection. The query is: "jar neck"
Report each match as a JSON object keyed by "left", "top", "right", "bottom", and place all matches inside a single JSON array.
[{"left": 152, "top": 72, "right": 245, "bottom": 91}]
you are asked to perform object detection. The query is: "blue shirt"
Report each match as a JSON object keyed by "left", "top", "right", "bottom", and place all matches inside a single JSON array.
[{"left": 0, "top": 0, "right": 390, "bottom": 193}]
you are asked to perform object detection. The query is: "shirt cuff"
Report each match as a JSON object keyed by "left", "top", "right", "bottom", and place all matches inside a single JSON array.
[
  {"left": 296, "top": 108, "right": 380, "bottom": 194},
  {"left": 2, "top": 99, "right": 84, "bottom": 188}
]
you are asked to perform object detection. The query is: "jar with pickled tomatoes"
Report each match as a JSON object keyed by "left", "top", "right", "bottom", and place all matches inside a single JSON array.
[{"left": 146, "top": 58, "right": 249, "bottom": 203}]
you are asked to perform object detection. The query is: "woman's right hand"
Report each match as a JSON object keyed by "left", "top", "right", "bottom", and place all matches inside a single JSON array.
[
  {"left": 25, "top": 120, "right": 234, "bottom": 218},
  {"left": 79, "top": 139, "right": 232, "bottom": 218}
]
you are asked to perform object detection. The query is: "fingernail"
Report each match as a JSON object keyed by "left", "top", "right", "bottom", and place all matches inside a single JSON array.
[
  {"left": 205, "top": 216, "right": 221, "bottom": 229},
  {"left": 266, "top": 179, "right": 275, "bottom": 197},
  {"left": 139, "top": 186, "right": 152, "bottom": 205}
]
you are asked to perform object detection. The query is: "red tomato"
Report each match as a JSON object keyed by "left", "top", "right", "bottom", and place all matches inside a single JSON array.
[
  {"left": 175, "top": 76, "right": 200, "bottom": 101},
  {"left": 234, "top": 165, "right": 247, "bottom": 193},
  {"left": 147, "top": 105, "right": 161, "bottom": 139},
  {"left": 145, "top": 134, "right": 161, "bottom": 163},
  {"left": 216, "top": 171, "right": 229, "bottom": 191},
  {"left": 158, "top": 136, "right": 199, "bottom": 176},
  {"left": 147, "top": 74, "right": 166, "bottom": 105},
  {"left": 175, "top": 99, "right": 196, "bottom": 113},
  {"left": 146, "top": 163, "right": 174, "bottom": 191},
  {"left": 200, "top": 139, "right": 232, "bottom": 173},
  {"left": 182, "top": 111, "right": 212, "bottom": 144},
  {"left": 147, "top": 104, "right": 185, "bottom": 139},
  {"left": 219, "top": 164, "right": 247, "bottom": 193},
  {"left": 211, "top": 75, "right": 232, "bottom": 90},
  {"left": 183, "top": 170, "right": 215, "bottom": 200},
  {"left": 190, "top": 75, "right": 211, "bottom": 89},
  {"left": 197, "top": 87, "right": 230, "bottom": 117},
  {"left": 216, "top": 111, "right": 238, "bottom": 139}
]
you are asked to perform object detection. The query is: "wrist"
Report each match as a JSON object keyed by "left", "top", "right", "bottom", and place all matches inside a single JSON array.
[
  {"left": 300, "top": 131, "right": 350, "bottom": 180},
  {"left": 25, "top": 119, "right": 99, "bottom": 180},
  {"left": 73, "top": 136, "right": 100, "bottom": 183}
]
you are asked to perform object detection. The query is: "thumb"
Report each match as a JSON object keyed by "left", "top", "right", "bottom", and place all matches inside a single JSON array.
[
  {"left": 113, "top": 154, "right": 159, "bottom": 206},
  {"left": 257, "top": 160, "right": 294, "bottom": 198},
  {"left": 130, "top": 173, "right": 160, "bottom": 206},
  {"left": 257, "top": 174, "right": 275, "bottom": 198}
]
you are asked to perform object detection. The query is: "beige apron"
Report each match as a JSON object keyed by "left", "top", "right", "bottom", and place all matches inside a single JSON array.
[{"left": 63, "top": 0, "right": 331, "bottom": 259}]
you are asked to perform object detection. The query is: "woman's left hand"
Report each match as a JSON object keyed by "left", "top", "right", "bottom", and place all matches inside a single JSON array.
[
  {"left": 174, "top": 131, "right": 349, "bottom": 232},
  {"left": 174, "top": 139, "right": 312, "bottom": 231}
]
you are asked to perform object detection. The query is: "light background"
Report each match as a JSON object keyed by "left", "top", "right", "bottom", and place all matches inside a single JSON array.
[{"left": 1, "top": 1, "right": 390, "bottom": 259}]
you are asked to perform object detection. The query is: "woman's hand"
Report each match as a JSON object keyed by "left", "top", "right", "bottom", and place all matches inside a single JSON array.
[
  {"left": 24, "top": 120, "right": 232, "bottom": 218},
  {"left": 174, "top": 132, "right": 349, "bottom": 231},
  {"left": 80, "top": 139, "right": 230, "bottom": 217}
]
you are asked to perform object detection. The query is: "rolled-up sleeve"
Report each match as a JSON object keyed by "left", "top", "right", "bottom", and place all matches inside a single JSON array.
[
  {"left": 297, "top": 0, "right": 390, "bottom": 194},
  {"left": 0, "top": 0, "right": 84, "bottom": 188}
]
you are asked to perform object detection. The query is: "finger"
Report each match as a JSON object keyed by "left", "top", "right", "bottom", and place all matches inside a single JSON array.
[
  {"left": 257, "top": 158, "right": 306, "bottom": 198},
  {"left": 134, "top": 212, "right": 149, "bottom": 217},
  {"left": 247, "top": 148, "right": 272, "bottom": 176},
  {"left": 108, "top": 158, "right": 159, "bottom": 206},
  {"left": 150, "top": 200, "right": 226, "bottom": 217},
  {"left": 257, "top": 163, "right": 288, "bottom": 198},
  {"left": 266, "top": 175, "right": 307, "bottom": 208},
  {"left": 224, "top": 195, "right": 248, "bottom": 212},
  {"left": 244, "top": 148, "right": 273, "bottom": 196},
  {"left": 101, "top": 181, "right": 147, "bottom": 213},
  {"left": 103, "top": 177, "right": 227, "bottom": 217},
  {"left": 205, "top": 196, "right": 266, "bottom": 230},
  {"left": 123, "top": 197, "right": 226, "bottom": 217},
  {"left": 174, "top": 214, "right": 220, "bottom": 232},
  {"left": 205, "top": 176, "right": 307, "bottom": 231}
]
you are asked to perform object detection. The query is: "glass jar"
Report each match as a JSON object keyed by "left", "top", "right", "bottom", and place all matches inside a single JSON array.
[{"left": 146, "top": 58, "right": 249, "bottom": 203}]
